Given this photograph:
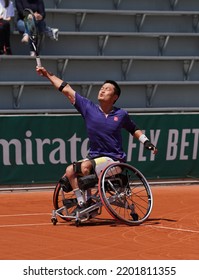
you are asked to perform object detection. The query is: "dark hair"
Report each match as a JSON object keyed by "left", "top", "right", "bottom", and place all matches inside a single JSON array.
[{"left": 103, "top": 80, "right": 121, "bottom": 98}]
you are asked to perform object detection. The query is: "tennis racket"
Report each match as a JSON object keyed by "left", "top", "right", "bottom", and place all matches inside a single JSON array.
[{"left": 23, "top": 8, "right": 42, "bottom": 66}]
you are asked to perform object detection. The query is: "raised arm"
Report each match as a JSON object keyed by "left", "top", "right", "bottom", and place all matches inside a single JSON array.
[{"left": 36, "top": 66, "right": 76, "bottom": 104}]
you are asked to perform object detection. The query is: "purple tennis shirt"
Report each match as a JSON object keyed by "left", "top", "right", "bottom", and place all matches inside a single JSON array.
[{"left": 74, "top": 92, "right": 137, "bottom": 162}]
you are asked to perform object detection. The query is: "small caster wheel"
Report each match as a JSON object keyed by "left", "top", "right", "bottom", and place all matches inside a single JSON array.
[
  {"left": 130, "top": 212, "right": 139, "bottom": 221},
  {"left": 51, "top": 217, "right": 58, "bottom": 225}
]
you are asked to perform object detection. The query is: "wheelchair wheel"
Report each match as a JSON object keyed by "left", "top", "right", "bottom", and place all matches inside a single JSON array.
[
  {"left": 98, "top": 162, "right": 153, "bottom": 225},
  {"left": 53, "top": 182, "right": 77, "bottom": 221}
]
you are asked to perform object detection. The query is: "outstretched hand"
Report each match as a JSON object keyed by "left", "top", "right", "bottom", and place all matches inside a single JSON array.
[
  {"left": 144, "top": 141, "right": 158, "bottom": 154},
  {"left": 36, "top": 66, "right": 48, "bottom": 77}
]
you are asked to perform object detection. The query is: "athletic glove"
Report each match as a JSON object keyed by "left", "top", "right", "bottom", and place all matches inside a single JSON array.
[{"left": 144, "top": 140, "right": 157, "bottom": 154}]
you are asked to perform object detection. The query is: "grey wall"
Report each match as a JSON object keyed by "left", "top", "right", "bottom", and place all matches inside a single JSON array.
[{"left": 1, "top": 0, "right": 199, "bottom": 112}]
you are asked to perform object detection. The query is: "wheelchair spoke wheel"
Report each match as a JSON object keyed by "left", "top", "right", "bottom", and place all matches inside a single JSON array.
[
  {"left": 53, "top": 182, "right": 77, "bottom": 221},
  {"left": 98, "top": 163, "right": 153, "bottom": 225}
]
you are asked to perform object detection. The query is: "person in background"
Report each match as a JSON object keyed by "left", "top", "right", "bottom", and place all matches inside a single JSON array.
[
  {"left": 0, "top": 0, "right": 14, "bottom": 55},
  {"left": 15, "top": 0, "right": 58, "bottom": 56}
]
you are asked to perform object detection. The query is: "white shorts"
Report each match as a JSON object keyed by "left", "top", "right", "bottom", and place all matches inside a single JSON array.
[
  {"left": 92, "top": 157, "right": 121, "bottom": 177},
  {"left": 79, "top": 156, "right": 120, "bottom": 177}
]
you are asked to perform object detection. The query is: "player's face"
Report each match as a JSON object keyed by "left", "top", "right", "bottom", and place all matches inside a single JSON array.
[{"left": 98, "top": 83, "right": 118, "bottom": 104}]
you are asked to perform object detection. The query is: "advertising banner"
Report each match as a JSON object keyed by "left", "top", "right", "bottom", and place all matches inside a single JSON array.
[{"left": 0, "top": 113, "right": 198, "bottom": 185}]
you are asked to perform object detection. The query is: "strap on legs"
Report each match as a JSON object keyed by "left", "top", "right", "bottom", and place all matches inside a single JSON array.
[{"left": 58, "top": 176, "right": 72, "bottom": 192}]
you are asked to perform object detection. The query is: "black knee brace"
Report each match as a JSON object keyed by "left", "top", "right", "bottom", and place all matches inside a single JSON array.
[
  {"left": 58, "top": 176, "right": 73, "bottom": 192},
  {"left": 73, "top": 161, "right": 82, "bottom": 175},
  {"left": 78, "top": 174, "right": 98, "bottom": 190},
  {"left": 73, "top": 160, "right": 95, "bottom": 175}
]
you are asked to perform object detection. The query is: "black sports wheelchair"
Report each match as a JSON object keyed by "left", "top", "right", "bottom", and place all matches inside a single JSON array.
[{"left": 51, "top": 161, "right": 153, "bottom": 227}]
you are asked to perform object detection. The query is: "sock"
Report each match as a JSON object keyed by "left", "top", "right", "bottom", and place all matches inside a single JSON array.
[{"left": 73, "top": 188, "right": 85, "bottom": 206}]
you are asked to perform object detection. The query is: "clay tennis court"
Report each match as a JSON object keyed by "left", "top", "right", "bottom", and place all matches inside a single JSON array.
[{"left": 0, "top": 184, "right": 199, "bottom": 260}]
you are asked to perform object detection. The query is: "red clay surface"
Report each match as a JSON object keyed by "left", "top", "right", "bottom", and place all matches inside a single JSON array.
[{"left": 0, "top": 185, "right": 199, "bottom": 260}]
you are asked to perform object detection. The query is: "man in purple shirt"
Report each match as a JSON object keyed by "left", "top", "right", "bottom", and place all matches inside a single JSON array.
[
  {"left": 75, "top": 89, "right": 137, "bottom": 162},
  {"left": 36, "top": 66, "right": 157, "bottom": 211}
]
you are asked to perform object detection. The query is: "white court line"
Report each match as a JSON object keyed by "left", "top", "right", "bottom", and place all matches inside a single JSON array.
[
  {"left": 0, "top": 213, "right": 50, "bottom": 217},
  {"left": 147, "top": 224, "right": 199, "bottom": 234},
  {"left": 0, "top": 222, "right": 52, "bottom": 228},
  {"left": 0, "top": 213, "right": 199, "bottom": 233},
  {"left": 0, "top": 219, "right": 199, "bottom": 233},
  {"left": 0, "top": 213, "right": 53, "bottom": 228}
]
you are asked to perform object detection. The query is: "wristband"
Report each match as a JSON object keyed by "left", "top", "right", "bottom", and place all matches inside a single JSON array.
[
  {"left": 58, "top": 81, "right": 68, "bottom": 92},
  {"left": 139, "top": 134, "right": 149, "bottom": 144}
]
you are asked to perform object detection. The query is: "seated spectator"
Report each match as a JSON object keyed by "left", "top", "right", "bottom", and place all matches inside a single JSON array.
[
  {"left": 15, "top": 0, "right": 58, "bottom": 56},
  {"left": 0, "top": 0, "right": 14, "bottom": 55}
]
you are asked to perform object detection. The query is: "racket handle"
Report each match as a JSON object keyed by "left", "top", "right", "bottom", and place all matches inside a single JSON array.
[{"left": 36, "top": 56, "right": 42, "bottom": 67}]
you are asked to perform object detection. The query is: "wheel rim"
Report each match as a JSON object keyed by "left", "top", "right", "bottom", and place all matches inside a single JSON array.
[
  {"left": 98, "top": 163, "right": 153, "bottom": 225},
  {"left": 53, "top": 183, "right": 77, "bottom": 221}
]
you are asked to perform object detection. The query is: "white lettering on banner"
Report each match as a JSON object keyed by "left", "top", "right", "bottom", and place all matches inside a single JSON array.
[
  {"left": 81, "top": 138, "right": 89, "bottom": 158},
  {"left": 68, "top": 133, "right": 81, "bottom": 163},
  {"left": 180, "top": 129, "right": 191, "bottom": 160},
  {"left": 1, "top": 128, "right": 198, "bottom": 166},
  {"left": 192, "top": 129, "right": 199, "bottom": 160},
  {"left": 126, "top": 134, "right": 137, "bottom": 162},
  {"left": 167, "top": 129, "right": 178, "bottom": 160},
  {"left": 25, "top": 130, "right": 34, "bottom": 165},
  {"left": 138, "top": 142, "right": 146, "bottom": 161},
  {"left": 0, "top": 130, "right": 69, "bottom": 166},
  {"left": 35, "top": 138, "right": 51, "bottom": 164},
  {"left": 166, "top": 129, "right": 199, "bottom": 160},
  {"left": 50, "top": 139, "right": 67, "bottom": 164},
  {"left": 0, "top": 139, "right": 23, "bottom": 165}
]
